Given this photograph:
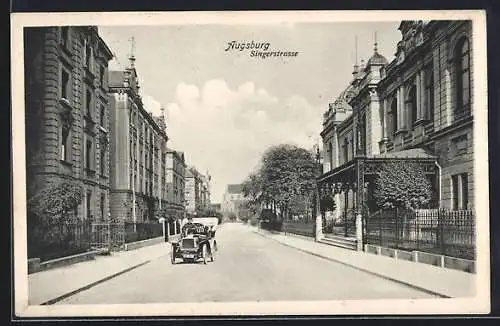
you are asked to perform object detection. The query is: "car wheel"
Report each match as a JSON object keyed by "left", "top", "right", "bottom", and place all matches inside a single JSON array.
[{"left": 202, "top": 245, "right": 207, "bottom": 265}]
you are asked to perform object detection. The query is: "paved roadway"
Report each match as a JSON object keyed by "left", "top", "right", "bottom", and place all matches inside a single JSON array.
[{"left": 57, "top": 223, "right": 436, "bottom": 304}]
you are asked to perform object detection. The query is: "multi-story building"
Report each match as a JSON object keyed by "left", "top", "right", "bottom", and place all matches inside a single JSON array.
[
  {"left": 184, "top": 167, "right": 210, "bottom": 214},
  {"left": 24, "top": 26, "right": 114, "bottom": 221},
  {"left": 200, "top": 173, "right": 211, "bottom": 208},
  {"left": 221, "top": 184, "right": 245, "bottom": 218},
  {"left": 165, "top": 149, "right": 186, "bottom": 220},
  {"left": 108, "top": 53, "right": 169, "bottom": 222},
  {"left": 319, "top": 20, "right": 474, "bottom": 222}
]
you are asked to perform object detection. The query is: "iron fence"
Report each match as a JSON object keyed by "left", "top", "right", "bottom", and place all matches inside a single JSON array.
[
  {"left": 124, "top": 221, "right": 164, "bottom": 243},
  {"left": 365, "top": 208, "right": 475, "bottom": 260},
  {"left": 90, "top": 222, "right": 125, "bottom": 250},
  {"left": 27, "top": 218, "right": 92, "bottom": 262}
]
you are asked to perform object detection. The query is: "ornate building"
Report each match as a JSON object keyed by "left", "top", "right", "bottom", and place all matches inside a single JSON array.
[
  {"left": 319, "top": 20, "right": 474, "bottom": 233},
  {"left": 165, "top": 149, "right": 186, "bottom": 220},
  {"left": 25, "top": 26, "right": 114, "bottom": 221},
  {"left": 108, "top": 52, "right": 169, "bottom": 222}
]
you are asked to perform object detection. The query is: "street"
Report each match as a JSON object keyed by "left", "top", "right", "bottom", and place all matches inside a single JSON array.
[{"left": 57, "top": 223, "right": 437, "bottom": 304}]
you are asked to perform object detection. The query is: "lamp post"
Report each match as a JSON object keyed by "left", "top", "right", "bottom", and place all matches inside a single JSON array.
[{"left": 314, "top": 146, "right": 323, "bottom": 241}]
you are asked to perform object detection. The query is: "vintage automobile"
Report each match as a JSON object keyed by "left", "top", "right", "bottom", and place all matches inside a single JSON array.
[{"left": 170, "top": 219, "right": 218, "bottom": 264}]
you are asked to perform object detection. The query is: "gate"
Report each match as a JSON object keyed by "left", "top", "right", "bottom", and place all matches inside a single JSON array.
[{"left": 90, "top": 222, "right": 126, "bottom": 251}]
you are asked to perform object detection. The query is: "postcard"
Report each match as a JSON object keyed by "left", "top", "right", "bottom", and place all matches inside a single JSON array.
[{"left": 11, "top": 10, "right": 490, "bottom": 317}]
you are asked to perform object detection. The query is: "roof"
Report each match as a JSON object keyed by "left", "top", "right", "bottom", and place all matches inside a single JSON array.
[
  {"left": 367, "top": 52, "right": 388, "bottom": 66},
  {"left": 227, "top": 184, "right": 244, "bottom": 194},
  {"left": 371, "top": 147, "right": 437, "bottom": 159}
]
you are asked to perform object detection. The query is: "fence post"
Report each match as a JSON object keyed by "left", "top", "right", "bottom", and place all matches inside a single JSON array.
[{"left": 439, "top": 209, "right": 445, "bottom": 254}]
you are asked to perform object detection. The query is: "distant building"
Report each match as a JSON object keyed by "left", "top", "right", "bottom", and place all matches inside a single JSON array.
[
  {"left": 165, "top": 149, "right": 186, "bottom": 220},
  {"left": 221, "top": 184, "right": 245, "bottom": 218},
  {"left": 108, "top": 51, "right": 169, "bottom": 222},
  {"left": 184, "top": 167, "right": 211, "bottom": 214},
  {"left": 24, "top": 26, "right": 113, "bottom": 221}
]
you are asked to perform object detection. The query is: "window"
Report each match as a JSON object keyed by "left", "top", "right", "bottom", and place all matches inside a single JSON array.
[
  {"left": 389, "top": 98, "right": 398, "bottom": 137},
  {"left": 86, "top": 139, "right": 93, "bottom": 170},
  {"left": 425, "top": 65, "right": 435, "bottom": 120},
  {"left": 60, "top": 27, "right": 69, "bottom": 48},
  {"left": 61, "top": 126, "right": 71, "bottom": 161},
  {"left": 461, "top": 173, "right": 469, "bottom": 210},
  {"left": 357, "top": 114, "right": 366, "bottom": 155},
  {"left": 408, "top": 85, "right": 417, "bottom": 127},
  {"left": 100, "top": 106, "right": 105, "bottom": 126},
  {"left": 100, "top": 146, "right": 106, "bottom": 175},
  {"left": 451, "top": 173, "right": 469, "bottom": 210},
  {"left": 86, "top": 89, "right": 92, "bottom": 117},
  {"left": 86, "top": 190, "right": 92, "bottom": 219},
  {"left": 61, "top": 69, "right": 70, "bottom": 100},
  {"left": 99, "top": 65, "right": 105, "bottom": 87},
  {"left": 85, "top": 41, "right": 92, "bottom": 70},
  {"left": 100, "top": 193, "right": 105, "bottom": 220},
  {"left": 455, "top": 37, "right": 471, "bottom": 116},
  {"left": 343, "top": 138, "right": 348, "bottom": 163},
  {"left": 451, "top": 134, "right": 468, "bottom": 156}
]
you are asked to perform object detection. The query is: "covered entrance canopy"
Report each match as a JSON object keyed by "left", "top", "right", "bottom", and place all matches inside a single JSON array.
[{"left": 316, "top": 147, "right": 439, "bottom": 220}]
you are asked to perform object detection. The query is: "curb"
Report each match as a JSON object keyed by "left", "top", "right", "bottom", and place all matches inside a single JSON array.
[
  {"left": 253, "top": 230, "right": 450, "bottom": 299},
  {"left": 38, "top": 245, "right": 172, "bottom": 305},
  {"left": 40, "top": 260, "right": 153, "bottom": 305}
]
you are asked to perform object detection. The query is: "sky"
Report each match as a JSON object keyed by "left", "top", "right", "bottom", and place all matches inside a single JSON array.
[{"left": 98, "top": 22, "right": 402, "bottom": 203}]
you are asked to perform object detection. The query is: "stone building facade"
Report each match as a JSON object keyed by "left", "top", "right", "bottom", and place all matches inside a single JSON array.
[
  {"left": 108, "top": 55, "right": 169, "bottom": 222},
  {"left": 184, "top": 167, "right": 211, "bottom": 214},
  {"left": 320, "top": 20, "right": 474, "bottom": 219},
  {"left": 24, "top": 26, "right": 114, "bottom": 221},
  {"left": 221, "top": 184, "right": 245, "bottom": 218},
  {"left": 165, "top": 149, "right": 186, "bottom": 219}
]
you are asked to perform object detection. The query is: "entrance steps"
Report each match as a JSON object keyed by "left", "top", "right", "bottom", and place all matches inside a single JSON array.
[{"left": 319, "top": 233, "right": 357, "bottom": 251}]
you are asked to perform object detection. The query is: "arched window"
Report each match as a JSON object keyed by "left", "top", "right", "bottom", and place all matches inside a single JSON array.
[
  {"left": 328, "top": 142, "right": 333, "bottom": 168},
  {"left": 389, "top": 98, "right": 398, "bottom": 137},
  {"left": 357, "top": 114, "right": 366, "bottom": 155},
  {"left": 425, "top": 64, "right": 435, "bottom": 120},
  {"left": 408, "top": 85, "right": 417, "bottom": 127},
  {"left": 454, "top": 37, "right": 471, "bottom": 118}
]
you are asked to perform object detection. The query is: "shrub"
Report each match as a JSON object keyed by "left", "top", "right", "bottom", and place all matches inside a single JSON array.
[{"left": 373, "top": 161, "right": 433, "bottom": 210}]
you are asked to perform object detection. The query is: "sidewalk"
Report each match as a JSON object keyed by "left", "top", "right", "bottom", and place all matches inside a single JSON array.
[
  {"left": 253, "top": 228, "right": 476, "bottom": 298},
  {"left": 28, "top": 241, "right": 171, "bottom": 305}
]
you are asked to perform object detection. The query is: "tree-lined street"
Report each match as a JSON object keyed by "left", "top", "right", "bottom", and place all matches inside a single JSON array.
[{"left": 56, "top": 223, "right": 435, "bottom": 304}]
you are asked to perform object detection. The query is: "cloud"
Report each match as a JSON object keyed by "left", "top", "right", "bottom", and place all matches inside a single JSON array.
[{"left": 144, "top": 79, "right": 322, "bottom": 202}]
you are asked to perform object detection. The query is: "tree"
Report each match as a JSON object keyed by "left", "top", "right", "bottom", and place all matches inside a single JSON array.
[
  {"left": 27, "top": 179, "right": 84, "bottom": 257},
  {"left": 228, "top": 212, "right": 237, "bottom": 222},
  {"left": 28, "top": 179, "right": 84, "bottom": 223},
  {"left": 242, "top": 144, "right": 318, "bottom": 221},
  {"left": 373, "top": 161, "right": 433, "bottom": 210}
]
